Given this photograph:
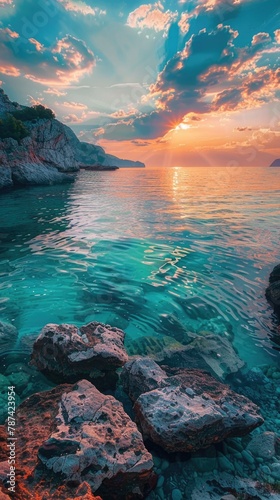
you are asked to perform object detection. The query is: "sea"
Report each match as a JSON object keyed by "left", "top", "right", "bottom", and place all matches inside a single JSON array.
[{"left": 0, "top": 166, "right": 280, "bottom": 498}]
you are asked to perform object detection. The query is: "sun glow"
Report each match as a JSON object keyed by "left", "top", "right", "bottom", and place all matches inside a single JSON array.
[{"left": 175, "top": 123, "right": 190, "bottom": 130}]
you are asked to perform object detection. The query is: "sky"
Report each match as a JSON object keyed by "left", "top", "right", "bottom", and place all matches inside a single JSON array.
[{"left": 0, "top": 0, "right": 279, "bottom": 167}]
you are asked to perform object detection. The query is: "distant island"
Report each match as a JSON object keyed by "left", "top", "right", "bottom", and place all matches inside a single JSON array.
[
  {"left": 270, "top": 159, "right": 280, "bottom": 167},
  {"left": 0, "top": 89, "right": 144, "bottom": 191}
]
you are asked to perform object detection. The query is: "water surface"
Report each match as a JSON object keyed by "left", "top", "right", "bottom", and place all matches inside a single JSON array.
[{"left": 0, "top": 166, "right": 280, "bottom": 367}]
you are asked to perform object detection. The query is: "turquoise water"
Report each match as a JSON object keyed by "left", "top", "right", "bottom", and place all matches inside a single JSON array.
[{"left": 0, "top": 167, "right": 280, "bottom": 368}]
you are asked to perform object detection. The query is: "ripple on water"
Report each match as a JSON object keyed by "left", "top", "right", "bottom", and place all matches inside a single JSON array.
[{"left": 0, "top": 168, "right": 279, "bottom": 368}]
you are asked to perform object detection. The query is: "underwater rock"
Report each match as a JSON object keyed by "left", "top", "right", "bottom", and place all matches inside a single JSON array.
[
  {"left": 0, "top": 321, "right": 18, "bottom": 352},
  {"left": 30, "top": 322, "right": 128, "bottom": 389},
  {"left": 179, "top": 296, "right": 222, "bottom": 321},
  {"left": 155, "top": 334, "right": 245, "bottom": 381},
  {"left": 125, "top": 334, "right": 183, "bottom": 357},
  {"left": 0, "top": 380, "right": 156, "bottom": 499},
  {"left": 156, "top": 314, "right": 195, "bottom": 345},
  {"left": 246, "top": 432, "right": 278, "bottom": 459},
  {"left": 123, "top": 358, "right": 263, "bottom": 453}
]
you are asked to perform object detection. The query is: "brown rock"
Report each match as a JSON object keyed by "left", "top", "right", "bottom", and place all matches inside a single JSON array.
[
  {"left": 122, "top": 358, "right": 264, "bottom": 453},
  {"left": 30, "top": 322, "right": 129, "bottom": 389},
  {"left": 0, "top": 380, "right": 155, "bottom": 499}
]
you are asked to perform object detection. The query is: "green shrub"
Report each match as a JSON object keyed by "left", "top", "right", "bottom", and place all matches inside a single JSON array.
[
  {"left": 12, "top": 104, "right": 55, "bottom": 121},
  {"left": 0, "top": 115, "right": 29, "bottom": 141}
]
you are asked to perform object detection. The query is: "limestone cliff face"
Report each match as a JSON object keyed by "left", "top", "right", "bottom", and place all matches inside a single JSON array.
[{"left": 0, "top": 89, "right": 145, "bottom": 191}]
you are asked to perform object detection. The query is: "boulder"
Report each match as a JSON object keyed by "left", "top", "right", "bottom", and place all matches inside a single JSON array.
[
  {"left": 155, "top": 334, "right": 245, "bottom": 381},
  {"left": 121, "top": 357, "right": 168, "bottom": 401},
  {"left": 0, "top": 381, "right": 156, "bottom": 499},
  {"left": 30, "top": 322, "right": 129, "bottom": 389},
  {"left": 122, "top": 358, "right": 263, "bottom": 453},
  {"left": 269, "top": 264, "right": 280, "bottom": 284},
  {"left": 246, "top": 432, "right": 278, "bottom": 459},
  {"left": 266, "top": 280, "right": 280, "bottom": 312}
]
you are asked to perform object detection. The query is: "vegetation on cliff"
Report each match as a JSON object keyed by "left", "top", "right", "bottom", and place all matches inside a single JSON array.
[
  {"left": 0, "top": 115, "right": 28, "bottom": 141},
  {"left": 12, "top": 104, "right": 55, "bottom": 122}
]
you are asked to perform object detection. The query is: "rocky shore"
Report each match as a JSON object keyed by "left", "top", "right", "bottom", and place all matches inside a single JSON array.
[{"left": 0, "top": 89, "right": 144, "bottom": 191}]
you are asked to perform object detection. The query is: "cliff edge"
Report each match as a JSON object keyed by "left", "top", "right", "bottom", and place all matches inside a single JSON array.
[{"left": 0, "top": 89, "right": 145, "bottom": 191}]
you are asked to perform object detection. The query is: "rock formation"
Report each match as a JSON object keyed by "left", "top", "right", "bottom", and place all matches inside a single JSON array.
[
  {"left": 30, "top": 322, "right": 129, "bottom": 389},
  {"left": 154, "top": 333, "right": 245, "bottom": 381},
  {"left": 270, "top": 159, "right": 280, "bottom": 167},
  {"left": 122, "top": 357, "right": 264, "bottom": 453},
  {"left": 266, "top": 263, "right": 280, "bottom": 313},
  {"left": 0, "top": 380, "right": 156, "bottom": 499},
  {"left": 0, "top": 89, "right": 145, "bottom": 191}
]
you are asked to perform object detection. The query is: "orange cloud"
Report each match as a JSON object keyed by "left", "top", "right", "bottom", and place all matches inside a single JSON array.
[
  {"left": 58, "top": 0, "right": 106, "bottom": 17},
  {"left": 127, "top": 3, "right": 177, "bottom": 32},
  {"left": 24, "top": 35, "right": 95, "bottom": 86},
  {"left": 0, "top": 64, "right": 20, "bottom": 76},
  {"left": 61, "top": 101, "right": 88, "bottom": 110}
]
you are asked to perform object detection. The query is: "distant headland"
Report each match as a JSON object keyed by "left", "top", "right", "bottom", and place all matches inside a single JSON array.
[
  {"left": 0, "top": 89, "right": 145, "bottom": 192},
  {"left": 270, "top": 159, "right": 280, "bottom": 167}
]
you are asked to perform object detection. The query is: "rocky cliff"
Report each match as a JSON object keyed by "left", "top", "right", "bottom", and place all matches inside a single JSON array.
[{"left": 0, "top": 89, "right": 145, "bottom": 191}]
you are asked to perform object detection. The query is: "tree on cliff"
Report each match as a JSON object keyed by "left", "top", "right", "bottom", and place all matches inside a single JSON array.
[
  {"left": 0, "top": 115, "right": 29, "bottom": 141},
  {"left": 12, "top": 105, "right": 55, "bottom": 121}
]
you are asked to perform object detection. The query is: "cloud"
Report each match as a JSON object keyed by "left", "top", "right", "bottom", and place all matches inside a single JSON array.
[
  {"left": 44, "top": 88, "right": 67, "bottom": 96},
  {"left": 58, "top": 0, "right": 106, "bottom": 17},
  {"left": 0, "top": 31, "right": 95, "bottom": 86},
  {"left": 127, "top": 3, "right": 177, "bottom": 32},
  {"left": 274, "top": 29, "right": 280, "bottom": 44},
  {"left": 131, "top": 140, "right": 152, "bottom": 146},
  {"left": 178, "top": 13, "right": 190, "bottom": 34},
  {"left": 62, "top": 101, "right": 88, "bottom": 110},
  {"left": 0, "top": 64, "right": 20, "bottom": 76},
  {"left": 236, "top": 127, "right": 253, "bottom": 131}
]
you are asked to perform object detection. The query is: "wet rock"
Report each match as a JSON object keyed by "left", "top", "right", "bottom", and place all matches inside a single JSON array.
[
  {"left": 269, "top": 264, "right": 280, "bottom": 284},
  {"left": 0, "top": 380, "right": 156, "bottom": 499},
  {"left": 121, "top": 357, "right": 168, "bottom": 401},
  {"left": 123, "top": 359, "right": 263, "bottom": 453},
  {"left": 125, "top": 334, "right": 183, "bottom": 357},
  {"left": 0, "top": 321, "right": 18, "bottom": 352},
  {"left": 155, "top": 334, "right": 245, "bottom": 381},
  {"left": 246, "top": 432, "right": 278, "bottom": 459},
  {"left": 0, "top": 166, "right": 12, "bottom": 190},
  {"left": 266, "top": 280, "right": 280, "bottom": 312},
  {"left": 156, "top": 314, "right": 195, "bottom": 345},
  {"left": 30, "top": 322, "right": 128, "bottom": 389},
  {"left": 192, "top": 471, "right": 280, "bottom": 500}
]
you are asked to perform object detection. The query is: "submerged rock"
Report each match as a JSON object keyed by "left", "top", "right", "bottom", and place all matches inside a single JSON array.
[
  {"left": 125, "top": 334, "right": 183, "bottom": 357},
  {"left": 30, "top": 322, "right": 128, "bottom": 389},
  {"left": 155, "top": 333, "right": 245, "bottom": 381},
  {"left": 0, "top": 321, "right": 18, "bottom": 351},
  {"left": 122, "top": 358, "right": 264, "bottom": 453},
  {"left": 0, "top": 380, "right": 155, "bottom": 499},
  {"left": 246, "top": 432, "right": 279, "bottom": 459}
]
